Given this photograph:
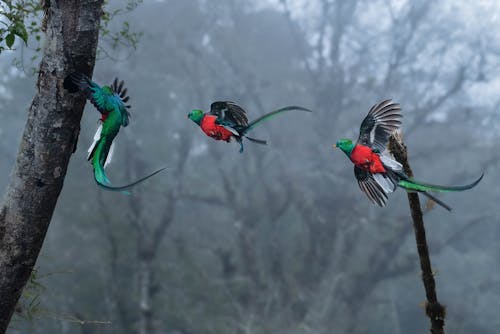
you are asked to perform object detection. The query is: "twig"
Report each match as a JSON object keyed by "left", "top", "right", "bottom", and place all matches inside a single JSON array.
[{"left": 389, "top": 132, "right": 446, "bottom": 334}]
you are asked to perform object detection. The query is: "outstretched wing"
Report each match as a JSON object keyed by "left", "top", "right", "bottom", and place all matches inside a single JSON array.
[
  {"left": 209, "top": 101, "right": 249, "bottom": 129},
  {"left": 64, "top": 73, "right": 131, "bottom": 126},
  {"left": 354, "top": 166, "right": 388, "bottom": 207},
  {"left": 356, "top": 99, "right": 402, "bottom": 152},
  {"left": 110, "top": 78, "right": 131, "bottom": 127},
  {"left": 65, "top": 73, "right": 108, "bottom": 114}
]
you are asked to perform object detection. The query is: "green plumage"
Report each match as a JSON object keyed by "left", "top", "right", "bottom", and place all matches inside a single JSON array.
[
  {"left": 333, "top": 100, "right": 483, "bottom": 211},
  {"left": 243, "top": 106, "right": 312, "bottom": 133},
  {"left": 193, "top": 101, "right": 312, "bottom": 152},
  {"left": 398, "top": 175, "right": 484, "bottom": 193},
  {"left": 65, "top": 73, "right": 165, "bottom": 192},
  {"left": 88, "top": 110, "right": 121, "bottom": 188}
]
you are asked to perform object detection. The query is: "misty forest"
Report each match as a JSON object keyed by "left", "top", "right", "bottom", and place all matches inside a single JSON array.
[{"left": 0, "top": 0, "right": 499, "bottom": 333}]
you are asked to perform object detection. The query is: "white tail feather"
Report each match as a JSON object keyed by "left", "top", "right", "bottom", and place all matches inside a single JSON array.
[
  {"left": 87, "top": 124, "right": 114, "bottom": 168},
  {"left": 373, "top": 173, "right": 395, "bottom": 194},
  {"left": 87, "top": 124, "right": 102, "bottom": 160},
  {"left": 105, "top": 142, "right": 115, "bottom": 168}
]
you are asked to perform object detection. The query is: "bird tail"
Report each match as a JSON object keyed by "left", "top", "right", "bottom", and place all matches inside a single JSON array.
[
  {"left": 242, "top": 105, "right": 312, "bottom": 134},
  {"left": 90, "top": 135, "right": 166, "bottom": 193},
  {"left": 64, "top": 72, "right": 91, "bottom": 93},
  {"left": 398, "top": 173, "right": 484, "bottom": 211},
  {"left": 245, "top": 136, "right": 267, "bottom": 145},
  {"left": 420, "top": 192, "right": 452, "bottom": 212},
  {"left": 94, "top": 166, "right": 167, "bottom": 194},
  {"left": 398, "top": 173, "right": 483, "bottom": 193}
]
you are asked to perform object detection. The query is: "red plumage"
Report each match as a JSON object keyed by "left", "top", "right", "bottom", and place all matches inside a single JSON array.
[
  {"left": 350, "top": 144, "right": 386, "bottom": 174},
  {"left": 200, "top": 115, "right": 233, "bottom": 142}
]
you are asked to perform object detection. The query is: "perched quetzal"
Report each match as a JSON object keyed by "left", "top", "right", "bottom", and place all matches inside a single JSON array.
[
  {"left": 64, "top": 73, "right": 165, "bottom": 191},
  {"left": 188, "top": 101, "right": 312, "bottom": 152},
  {"left": 333, "top": 99, "right": 483, "bottom": 211}
]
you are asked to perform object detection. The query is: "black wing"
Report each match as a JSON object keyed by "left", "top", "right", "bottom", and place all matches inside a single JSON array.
[
  {"left": 64, "top": 73, "right": 111, "bottom": 115},
  {"left": 357, "top": 100, "right": 402, "bottom": 152},
  {"left": 209, "top": 101, "right": 249, "bottom": 128},
  {"left": 111, "top": 78, "right": 131, "bottom": 105},
  {"left": 354, "top": 166, "right": 388, "bottom": 207},
  {"left": 110, "top": 78, "right": 131, "bottom": 126}
]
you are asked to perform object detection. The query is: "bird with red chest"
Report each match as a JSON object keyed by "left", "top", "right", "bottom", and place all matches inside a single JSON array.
[
  {"left": 333, "top": 99, "right": 483, "bottom": 211},
  {"left": 199, "top": 114, "right": 233, "bottom": 142},
  {"left": 349, "top": 144, "right": 386, "bottom": 174},
  {"left": 188, "top": 101, "right": 312, "bottom": 152}
]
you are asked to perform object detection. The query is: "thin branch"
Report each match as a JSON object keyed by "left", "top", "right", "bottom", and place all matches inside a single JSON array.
[{"left": 389, "top": 132, "right": 445, "bottom": 334}]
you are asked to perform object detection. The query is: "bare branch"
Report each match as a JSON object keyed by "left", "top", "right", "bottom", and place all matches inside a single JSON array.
[{"left": 389, "top": 133, "right": 446, "bottom": 334}]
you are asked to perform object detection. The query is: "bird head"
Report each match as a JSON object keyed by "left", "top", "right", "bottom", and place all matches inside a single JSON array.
[
  {"left": 333, "top": 139, "right": 355, "bottom": 155},
  {"left": 188, "top": 109, "right": 204, "bottom": 125}
]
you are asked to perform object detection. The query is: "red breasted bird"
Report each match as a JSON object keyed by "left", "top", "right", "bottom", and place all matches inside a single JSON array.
[
  {"left": 64, "top": 73, "right": 165, "bottom": 192},
  {"left": 333, "top": 99, "right": 483, "bottom": 211},
  {"left": 188, "top": 101, "right": 312, "bottom": 152}
]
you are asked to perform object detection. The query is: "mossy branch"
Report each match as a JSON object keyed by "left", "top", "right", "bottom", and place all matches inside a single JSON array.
[{"left": 388, "top": 132, "right": 446, "bottom": 334}]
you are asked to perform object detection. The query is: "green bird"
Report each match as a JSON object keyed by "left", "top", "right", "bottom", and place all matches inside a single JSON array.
[
  {"left": 64, "top": 73, "right": 165, "bottom": 192},
  {"left": 188, "top": 101, "right": 312, "bottom": 152},
  {"left": 333, "top": 99, "right": 483, "bottom": 211}
]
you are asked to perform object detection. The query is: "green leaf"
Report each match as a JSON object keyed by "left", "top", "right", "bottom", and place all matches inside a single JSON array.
[
  {"left": 13, "top": 22, "right": 28, "bottom": 44},
  {"left": 5, "top": 33, "right": 15, "bottom": 48}
]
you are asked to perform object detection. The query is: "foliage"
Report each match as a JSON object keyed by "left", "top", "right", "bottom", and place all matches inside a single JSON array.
[
  {"left": 13, "top": 268, "right": 45, "bottom": 322},
  {"left": 0, "top": 0, "right": 41, "bottom": 53},
  {"left": 12, "top": 268, "right": 112, "bottom": 328},
  {"left": 0, "top": 0, "right": 144, "bottom": 67},
  {"left": 99, "top": 0, "right": 144, "bottom": 59},
  {"left": 4, "top": 0, "right": 500, "bottom": 333}
]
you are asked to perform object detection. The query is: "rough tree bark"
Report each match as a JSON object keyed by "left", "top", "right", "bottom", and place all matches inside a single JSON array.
[{"left": 0, "top": 1, "right": 104, "bottom": 332}]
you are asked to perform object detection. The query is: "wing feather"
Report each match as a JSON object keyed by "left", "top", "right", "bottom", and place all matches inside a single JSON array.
[
  {"left": 357, "top": 99, "right": 402, "bottom": 152},
  {"left": 64, "top": 73, "right": 132, "bottom": 126},
  {"left": 209, "top": 101, "right": 249, "bottom": 128},
  {"left": 354, "top": 166, "right": 389, "bottom": 207},
  {"left": 109, "top": 78, "right": 131, "bottom": 127}
]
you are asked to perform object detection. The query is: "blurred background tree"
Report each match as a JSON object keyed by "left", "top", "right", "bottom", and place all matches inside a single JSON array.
[{"left": 2, "top": 0, "right": 500, "bottom": 333}]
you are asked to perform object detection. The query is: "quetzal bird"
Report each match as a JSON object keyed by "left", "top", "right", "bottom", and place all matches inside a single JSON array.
[
  {"left": 188, "top": 101, "right": 312, "bottom": 152},
  {"left": 64, "top": 73, "right": 166, "bottom": 192},
  {"left": 333, "top": 99, "right": 483, "bottom": 211}
]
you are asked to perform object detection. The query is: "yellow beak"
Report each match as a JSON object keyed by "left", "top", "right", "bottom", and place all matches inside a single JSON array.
[{"left": 332, "top": 144, "right": 337, "bottom": 149}]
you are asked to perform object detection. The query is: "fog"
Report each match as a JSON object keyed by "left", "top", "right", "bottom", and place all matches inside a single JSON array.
[{"left": 3, "top": 0, "right": 500, "bottom": 333}]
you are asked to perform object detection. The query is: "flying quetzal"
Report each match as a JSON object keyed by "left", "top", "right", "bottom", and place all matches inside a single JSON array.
[
  {"left": 64, "top": 72, "right": 165, "bottom": 192},
  {"left": 333, "top": 99, "right": 483, "bottom": 211},
  {"left": 188, "top": 101, "right": 312, "bottom": 152}
]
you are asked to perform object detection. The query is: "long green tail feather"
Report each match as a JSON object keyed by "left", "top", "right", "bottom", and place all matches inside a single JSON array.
[
  {"left": 90, "top": 134, "right": 166, "bottom": 193},
  {"left": 94, "top": 166, "right": 167, "bottom": 193},
  {"left": 243, "top": 106, "right": 312, "bottom": 133},
  {"left": 398, "top": 173, "right": 484, "bottom": 193}
]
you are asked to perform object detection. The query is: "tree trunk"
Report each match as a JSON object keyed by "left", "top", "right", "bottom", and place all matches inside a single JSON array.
[
  {"left": 138, "top": 256, "right": 154, "bottom": 334},
  {"left": 0, "top": 1, "right": 103, "bottom": 332}
]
